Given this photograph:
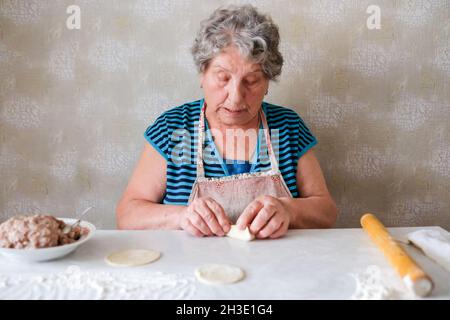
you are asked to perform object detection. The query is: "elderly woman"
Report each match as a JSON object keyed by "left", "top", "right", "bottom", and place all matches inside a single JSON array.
[{"left": 116, "top": 5, "right": 337, "bottom": 238}]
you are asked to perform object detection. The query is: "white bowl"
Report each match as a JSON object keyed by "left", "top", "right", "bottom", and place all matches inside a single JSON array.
[{"left": 0, "top": 218, "right": 96, "bottom": 262}]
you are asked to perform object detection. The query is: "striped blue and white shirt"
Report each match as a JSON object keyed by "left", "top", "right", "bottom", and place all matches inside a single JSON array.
[{"left": 144, "top": 98, "right": 317, "bottom": 205}]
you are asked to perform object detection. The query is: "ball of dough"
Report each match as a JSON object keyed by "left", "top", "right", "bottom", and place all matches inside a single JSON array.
[
  {"left": 105, "top": 249, "right": 161, "bottom": 267},
  {"left": 195, "top": 264, "right": 245, "bottom": 285},
  {"left": 226, "top": 225, "right": 255, "bottom": 241}
]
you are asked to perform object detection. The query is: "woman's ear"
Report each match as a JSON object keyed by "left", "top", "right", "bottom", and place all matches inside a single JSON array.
[{"left": 199, "top": 73, "right": 205, "bottom": 88}]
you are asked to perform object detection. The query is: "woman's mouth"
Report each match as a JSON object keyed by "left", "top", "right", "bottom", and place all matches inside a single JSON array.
[{"left": 223, "top": 108, "right": 245, "bottom": 116}]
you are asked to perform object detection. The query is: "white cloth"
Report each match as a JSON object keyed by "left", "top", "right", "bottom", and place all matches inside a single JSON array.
[{"left": 407, "top": 229, "right": 450, "bottom": 273}]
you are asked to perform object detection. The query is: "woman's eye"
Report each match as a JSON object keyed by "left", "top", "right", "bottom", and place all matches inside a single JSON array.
[
  {"left": 245, "top": 78, "right": 259, "bottom": 86},
  {"left": 217, "top": 74, "right": 229, "bottom": 82}
]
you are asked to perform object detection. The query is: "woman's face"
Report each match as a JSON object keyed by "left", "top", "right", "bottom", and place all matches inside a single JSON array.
[{"left": 200, "top": 45, "right": 269, "bottom": 127}]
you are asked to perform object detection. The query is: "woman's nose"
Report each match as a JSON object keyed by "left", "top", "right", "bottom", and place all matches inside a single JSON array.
[{"left": 227, "top": 81, "right": 245, "bottom": 107}]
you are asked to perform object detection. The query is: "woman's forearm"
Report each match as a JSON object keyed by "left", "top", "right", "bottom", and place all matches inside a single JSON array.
[
  {"left": 116, "top": 199, "right": 186, "bottom": 230},
  {"left": 280, "top": 196, "right": 338, "bottom": 229},
  {"left": 117, "top": 195, "right": 337, "bottom": 230}
]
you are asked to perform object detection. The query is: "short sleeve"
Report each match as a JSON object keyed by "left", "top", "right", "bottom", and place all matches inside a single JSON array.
[
  {"left": 295, "top": 115, "right": 317, "bottom": 159},
  {"left": 143, "top": 113, "right": 169, "bottom": 161}
]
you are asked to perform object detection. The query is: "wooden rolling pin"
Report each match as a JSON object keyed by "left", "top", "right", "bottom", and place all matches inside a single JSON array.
[{"left": 360, "top": 213, "right": 434, "bottom": 297}]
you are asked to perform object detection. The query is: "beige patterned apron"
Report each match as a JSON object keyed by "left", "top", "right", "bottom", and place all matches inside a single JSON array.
[{"left": 188, "top": 104, "right": 293, "bottom": 223}]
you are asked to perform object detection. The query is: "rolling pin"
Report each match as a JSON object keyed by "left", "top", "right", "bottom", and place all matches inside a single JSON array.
[{"left": 360, "top": 213, "right": 434, "bottom": 297}]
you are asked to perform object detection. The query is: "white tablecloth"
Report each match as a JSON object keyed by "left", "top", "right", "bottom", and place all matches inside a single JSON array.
[{"left": 0, "top": 227, "right": 449, "bottom": 299}]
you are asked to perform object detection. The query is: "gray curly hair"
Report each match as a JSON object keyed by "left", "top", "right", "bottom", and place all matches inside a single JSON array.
[{"left": 191, "top": 4, "right": 283, "bottom": 81}]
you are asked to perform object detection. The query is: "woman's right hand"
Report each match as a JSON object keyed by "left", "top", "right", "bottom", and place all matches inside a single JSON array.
[{"left": 180, "top": 197, "right": 231, "bottom": 237}]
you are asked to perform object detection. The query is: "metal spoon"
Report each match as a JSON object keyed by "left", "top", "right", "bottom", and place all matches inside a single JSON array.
[{"left": 62, "top": 206, "right": 94, "bottom": 234}]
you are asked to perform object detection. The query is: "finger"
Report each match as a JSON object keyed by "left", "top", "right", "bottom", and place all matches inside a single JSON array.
[
  {"left": 205, "top": 199, "right": 231, "bottom": 233},
  {"left": 237, "top": 200, "right": 264, "bottom": 230},
  {"left": 197, "top": 201, "right": 224, "bottom": 236},
  {"left": 269, "top": 221, "right": 288, "bottom": 239},
  {"left": 257, "top": 217, "right": 283, "bottom": 239},
  {"left": 189, "top": 211, "right": 212, "bottom": 236},
  {"left": 184, "top": 219, "right": 204, "bottom": 237},
  {"left": 250, "top": 206, "right": 277, "bottom": 235}
]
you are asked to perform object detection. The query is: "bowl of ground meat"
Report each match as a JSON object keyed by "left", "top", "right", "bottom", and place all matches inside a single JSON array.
[{"left": 0, "top": 214, "right": 95, "bottom": 262}]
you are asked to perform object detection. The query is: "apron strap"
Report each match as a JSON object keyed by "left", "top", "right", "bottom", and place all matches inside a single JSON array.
[
  {"left": 259, "top": 108, "right": 280, "bottom": 172},
  {"left": 196, "top": 104, "right": 207, "bottom": 178},
  {"left": 196, "top": 101, "right": 279, "bottom": 178}
]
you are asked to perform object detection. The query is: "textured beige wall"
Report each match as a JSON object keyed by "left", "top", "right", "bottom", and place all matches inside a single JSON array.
[{"left": 0, "top": 0, "right": 449, "bottom": 229}]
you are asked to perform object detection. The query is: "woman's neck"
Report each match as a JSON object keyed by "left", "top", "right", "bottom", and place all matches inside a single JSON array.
[{"left": 204, "top": 104, "right": 261, "bottom": 162}]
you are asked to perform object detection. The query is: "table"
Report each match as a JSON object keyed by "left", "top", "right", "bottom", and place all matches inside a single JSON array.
[{"left": 0, "top": 227, "right": 449, "bottom": 299}]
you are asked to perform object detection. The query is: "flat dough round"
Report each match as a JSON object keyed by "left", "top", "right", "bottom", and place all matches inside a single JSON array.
[
  {"left": 195, "top": 264, "right": 245, "bottom": 285},
  {"left": 105, "top": 249, "right": 161, "bottom": 267}
]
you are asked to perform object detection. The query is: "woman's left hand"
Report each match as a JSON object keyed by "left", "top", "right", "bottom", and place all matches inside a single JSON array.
[{"left": 236, "top": 195, "right": 290, "bottom": 239}]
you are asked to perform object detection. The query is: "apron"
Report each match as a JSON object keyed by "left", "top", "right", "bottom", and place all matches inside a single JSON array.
[{"left": 187, "top": 104, "right": 293, "bottom": 223}]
